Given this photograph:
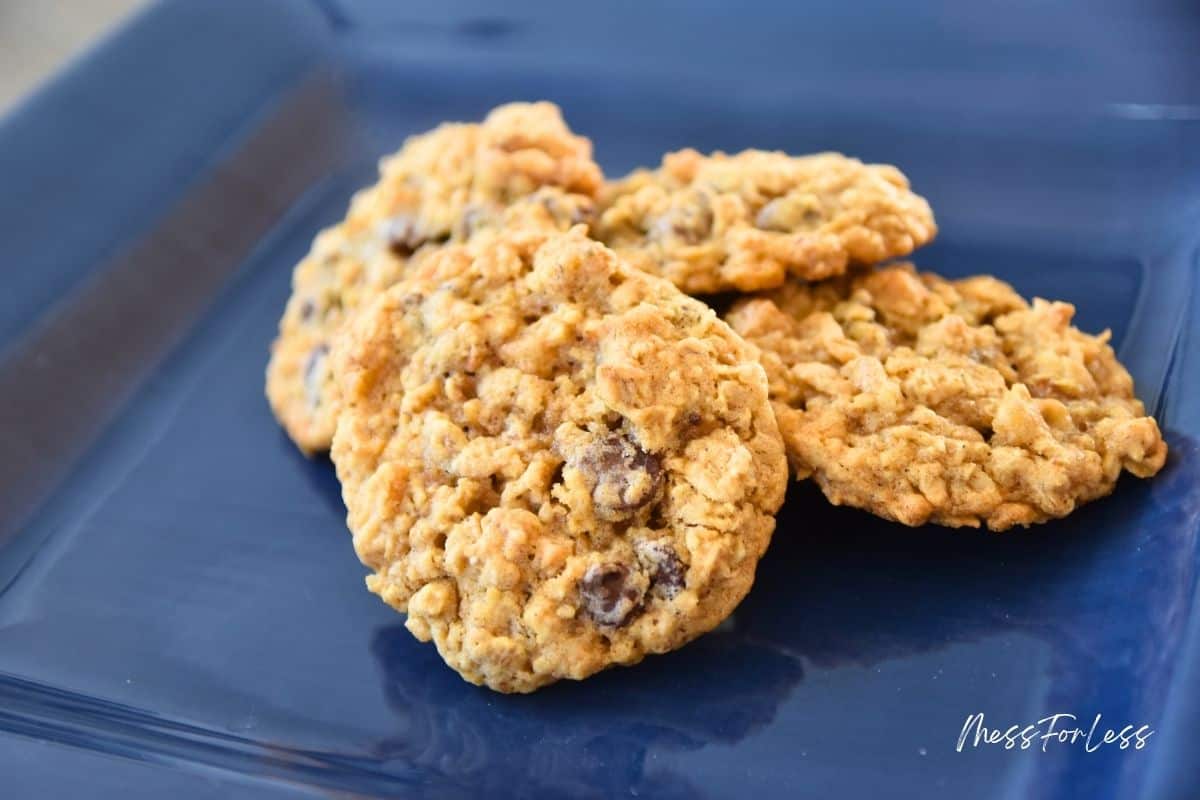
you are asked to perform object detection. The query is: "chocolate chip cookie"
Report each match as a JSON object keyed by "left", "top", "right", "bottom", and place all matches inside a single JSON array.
[
  {"left": 266, "top": 102, "right": 602, "bottom": 453},
  {"left": 596, "top": 148, "right": 936, "bottom": 295},
  {"left": 332, "top": 227, "right": 787, "bottom": 692},
  {"left": 726, "top": 264, "right": 1167, "bottom": 530}
]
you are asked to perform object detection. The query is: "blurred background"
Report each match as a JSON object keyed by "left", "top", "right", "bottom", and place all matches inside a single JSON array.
[
  {"left": 1, "top": 3, "right": 1198, "bottom": 799},
  {"left": 0, "top": 0, "right": 144, "bottom": 113}
]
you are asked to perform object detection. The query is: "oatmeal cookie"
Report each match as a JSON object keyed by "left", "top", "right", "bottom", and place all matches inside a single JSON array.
[
  {"left": 266, "top": 102, "right": 602, "bottom": 453},
  {"left": 332, "top": 227, "right": 787, "bottom": 692},
  {"left": 596, "top": 148, "right": 936, "bottom": 294},
  {"left": 726, "top": 264, "right": 1167, "bottom": 530}
]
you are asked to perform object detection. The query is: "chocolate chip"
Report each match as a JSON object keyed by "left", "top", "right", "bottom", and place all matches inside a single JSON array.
[
  {"left": 299, "top": 298, "right": 316, "bottom": 322},
  {"left": 669, "top": 207, "right": 712, "bottom": 244},
  {"left": 454, "top": 204, "right": 490, "bottom": 239},
  {"left": 538, "top": 193, "right": 562, "bottom": 216},
  {"left": 385, "top": 215, "right": 429, "bottom": 256},
  {"left": 1027, "top": 379, "right": 1057, "bottom": 399},
  {"left": 579, "top": 563, "right": 644, "bottom": 627},
  {"left": 570, "top": 199, "right": 596, "bottom": 226},
  {"left": 685, "top": 410, "right": 702, "bottom": 427},
  {"left": 573, "top": 434, "right": 663, "bottom": 518},
  {"left": 303, "top": 343, "right": 329, "bottom": 408},
  {"left": 636, "top": 540, "right": 686, "bottom": 599},
  {"left": 755, "top": 199, "right": 783, "bottom": 231},
  {"left": 652, "top": 190, "right": 713, "bottom": 245},
  {"left": 756, "top": 196, "right": 825, "bottom": 232},
  {"left": 539, "top": 192, "right": 595, "bottom": 227}
]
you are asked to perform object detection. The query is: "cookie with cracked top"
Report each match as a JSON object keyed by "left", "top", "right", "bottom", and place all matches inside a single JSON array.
[
  {"left": 596, "top": 148, "right": 936, "bottom": 295},
  {"left": 725, "top": 263, "right": 1167, "bottom": 530},
  {"left": 331, "top": 227, "right": 787, "bottom": 692},
  {"left": 266, "top": 101, "right": 602, "bottom": 454}
]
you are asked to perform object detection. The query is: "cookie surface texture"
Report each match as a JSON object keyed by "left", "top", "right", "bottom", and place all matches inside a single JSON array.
[
  {"left": 266, "top": 101, "right": 602, "bottom": 453},
  {"left": 596, "top": 148, "right": 936, "bottom": 294},
  {"left": 332, "top": 228, "right": 788, "bottom": 692},
  {"left": 725, "top": 264, "right": 1167, "bottom": 530}
]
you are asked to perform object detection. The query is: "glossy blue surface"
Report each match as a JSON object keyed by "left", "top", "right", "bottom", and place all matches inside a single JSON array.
[{"left": 1, "top": 1, "right": 1198, "bottom": 797}]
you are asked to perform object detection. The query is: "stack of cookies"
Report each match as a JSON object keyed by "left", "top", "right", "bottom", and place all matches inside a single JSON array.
[{"left": 266, "top": 102, "right": 1167, "bottom": 692}]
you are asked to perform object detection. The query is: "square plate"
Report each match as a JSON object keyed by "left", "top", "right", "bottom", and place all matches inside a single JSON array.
[{"left": 2, "top": 1, "right": 1198, "bottom": 797}]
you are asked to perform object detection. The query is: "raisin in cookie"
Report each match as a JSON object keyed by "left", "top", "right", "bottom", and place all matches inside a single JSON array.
[
  {"left": 726, "top": 264, "right": 1167, "bottom": 530},
  {"left": 596, "top": 148, "right": 936, "bottom": 295},
  {"left": 266, "top": 102, "right": 602, "bottom": 453},
  {"left": 332, "top": 227, "right": 787, "bottom": 692}
]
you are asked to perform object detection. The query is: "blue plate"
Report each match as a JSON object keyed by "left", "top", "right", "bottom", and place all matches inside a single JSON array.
[{"left": 2, "top": 1, "right": 1198, "bottom": 797}]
